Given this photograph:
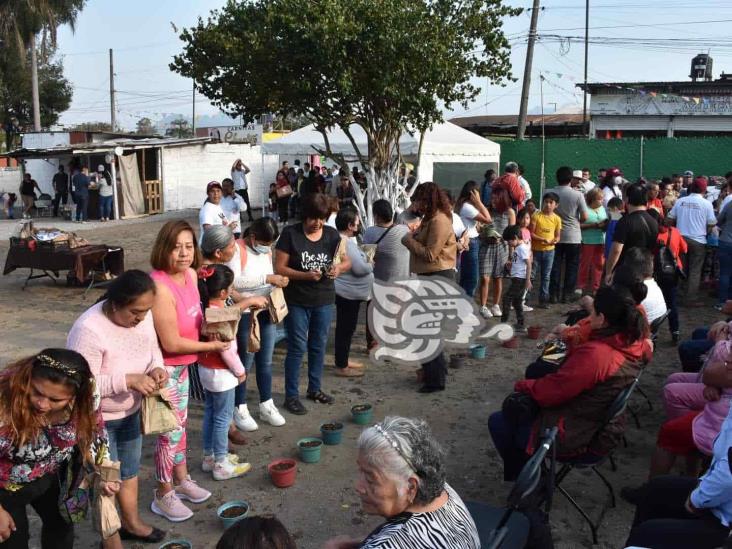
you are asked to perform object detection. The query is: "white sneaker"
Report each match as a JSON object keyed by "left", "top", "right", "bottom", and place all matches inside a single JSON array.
[
  {"left": 522, "top": 304, "right": 534, "bottom": 312},
  {"left": 259, "top": 399, "right": 286, "bottom": 427},
  {"left": 479, "top": 306, "right": 492, "bottom": 319},
  {"left": 212, "top": 458, "right": 251, "bottom": 480},
  {"left": 202, "top": 453, "right": 240, "bottom": 473},
  {"left": 491, "top": 304, "right": 502, "bottom": 317},
  {"left": 233, "top": 404, "right": 259, "bottom": 432}
]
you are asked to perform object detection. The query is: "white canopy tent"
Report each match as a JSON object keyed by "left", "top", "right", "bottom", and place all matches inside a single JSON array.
[{"left": 261, "top": 121, "right": 500, "bottom": 186}]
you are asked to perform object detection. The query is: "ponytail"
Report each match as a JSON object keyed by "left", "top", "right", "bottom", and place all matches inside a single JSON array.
[
  {"left": 198, "top": 264, "right": 234, "bottom": 309},
  {"left": 594, "top": 285, "right": 648, "bottom": 343}
]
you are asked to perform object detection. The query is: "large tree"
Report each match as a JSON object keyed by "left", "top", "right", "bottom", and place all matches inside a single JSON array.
[
  {"left": 171, "top": 0, "right": 519, "bottom": 224},
  {"left": 0, "top": 46, "right": 72, "bottom": 148}
]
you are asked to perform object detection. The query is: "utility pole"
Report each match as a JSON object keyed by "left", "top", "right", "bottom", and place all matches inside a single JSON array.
[
  {"left": 192, "top": 82, "right": 196, "bottom": 135},
  {"left": 109, "top": 49, "right": 116, "bottom": 131},
  {"left": 517, "top": 0, "right": 541, "bottom": 140},
  {"left": 31, "top": 34, "right": 41, "bottom": 131},
  {"left": 582, "top": 0, "right": 589, "bottom": 134}
]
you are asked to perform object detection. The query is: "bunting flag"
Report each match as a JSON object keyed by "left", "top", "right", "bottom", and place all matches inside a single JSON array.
[
  {"left": 692, "top": 97, "right": 701, "bottom": 104},
  {"left": 649, "top": 92, "right": 657, "bottom": 97}
]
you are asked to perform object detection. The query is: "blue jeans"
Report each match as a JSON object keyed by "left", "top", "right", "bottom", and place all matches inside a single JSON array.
[
  {"left": 550, "top": 243, "right": 581, "bottom": 299},
  {"left": 235, "top": 312, "right": 276, "bottom": 406},
  {"left": 459, "top": 237, "right": 480, "bottom": 297},
  {"left": 531, "top": 249, "right": 555, "bottom": 303},
  {"left": 283, "top": 303, "right": 333, "bottom": 400},
  {"left": 488, "top": 410, "right": 532, "bottom": 481},
  {"left": 202, "top": 388, "right": 235, "bottom": 460},
  {"left": 106, "top": 409, "right": 142, "bottom": 480},
  {"left": 74, "top": 194, "right": 88, "bottom": 221},
  {"left": 717, "top": 240, "right": 732, "bottom": 304},
  {"left": 99, "top": 195, "right": 113, "bottom": 219},
  {"left": 678, "top": 328, "right": 714, "bottom": 373}
]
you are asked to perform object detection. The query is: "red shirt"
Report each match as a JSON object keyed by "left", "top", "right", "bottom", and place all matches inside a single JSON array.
[
  {"left": 657, "top": 226, "right": 687, "bottom": 270},
  {"left": 647, "top": 198, "right": 664, "bottom": 218}
]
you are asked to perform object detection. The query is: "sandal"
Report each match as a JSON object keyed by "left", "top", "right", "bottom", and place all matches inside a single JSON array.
[
  {"left": 306, "top": 390, "right": 335, "bottom": 405},
  {"left": 119, "top": 526, "right": 166, "bottom": 543}
]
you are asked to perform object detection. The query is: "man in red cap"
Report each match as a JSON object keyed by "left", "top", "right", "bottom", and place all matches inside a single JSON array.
[{"left": 667, "top": 176, "right": 717, "bottom": 301}]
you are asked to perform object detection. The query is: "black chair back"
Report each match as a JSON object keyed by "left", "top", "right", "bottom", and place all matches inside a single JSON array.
[
  {"left": 508, "top": 426, "right": 558, "bottom": 508},
  {"left": 650, "top": 310, "right": 670, "bottom": 340}
]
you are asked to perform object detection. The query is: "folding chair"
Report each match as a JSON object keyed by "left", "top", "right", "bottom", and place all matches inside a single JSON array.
[
  {"left": 551, "top": 378, "right": 638, "bottom": 544},
  {"left": 467, "top": 427, "right": 558, "bottom": 549},
  {"left": 629, "top": 310, "right": 669, "bottom": 427}
]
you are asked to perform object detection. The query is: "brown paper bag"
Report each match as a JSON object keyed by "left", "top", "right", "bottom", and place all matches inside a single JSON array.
[
  {"left": 202, "top": 306, "right": 241, "bottom": 342},
  {"left": 93, "top": 460, "right": 121, "bottom": 539},
  {"left": 268, "top": 287, "right": 288, "bottom": 323},
  {"left": 248, "top": 311, "right": 262, "bottom": 353},
  {"left": 140, "top": 389, "right": 179, "bottom": 435}
]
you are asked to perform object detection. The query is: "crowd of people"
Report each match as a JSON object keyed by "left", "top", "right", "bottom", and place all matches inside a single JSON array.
[{"left": 5, "top": 156, "right": 732, "bottom": 548}]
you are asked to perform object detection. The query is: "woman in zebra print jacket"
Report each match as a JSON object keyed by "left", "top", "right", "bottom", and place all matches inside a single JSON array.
[{"left": 324, "top": 416, "right": 480, "bottom": 549}]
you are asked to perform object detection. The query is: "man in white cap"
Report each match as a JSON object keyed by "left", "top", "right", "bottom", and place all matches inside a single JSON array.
[
  {"left": 95, "top": 164, "right": 114, "bottom": 221},
  {"left": 581, "top": 168, "right": 595, "bottom": 194},
  {"left": 571, "top": 169, "right": 584, "bottom": 192}
]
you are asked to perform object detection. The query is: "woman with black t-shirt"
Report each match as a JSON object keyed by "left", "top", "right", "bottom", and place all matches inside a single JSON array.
[{"left": 274, "top": 193, "right": 351, "bottom": 415}]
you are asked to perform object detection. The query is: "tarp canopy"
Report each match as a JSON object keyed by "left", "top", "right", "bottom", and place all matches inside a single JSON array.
[
  {"left": 261, "top": 121, "right": 499, "bottom": 158},
  {"left": 261, "top": 121, "right": 500, "bottom": 187}
]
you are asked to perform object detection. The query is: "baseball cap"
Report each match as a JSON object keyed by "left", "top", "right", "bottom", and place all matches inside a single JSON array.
[
  {"left": 607, "top": 167, "right": 623, "bottom": 177},
  {"left": 572, "top": 170, "right": 583, "bottom": 179},
  {"left": 684, "top": 170, "right": 694, "bottom": 177},
  {"left": 97, "top": 164, "right": 105, "bottom": 172},
  {"left": 693, "top": 176, "right": 707, "bottom": 193},
  {"left": 206, "top": 180, "right": 222, "bottom": 192}
]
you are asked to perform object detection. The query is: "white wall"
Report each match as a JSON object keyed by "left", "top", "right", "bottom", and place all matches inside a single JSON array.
[
  {"left": 161, "top": 143, "right": 280, "bottom": 213},
  {"left": 0, "top": 168, "right": 21, "bottom": 194},
  {"left": 21, "top": 133, "right": 72, "bottom": 196}
]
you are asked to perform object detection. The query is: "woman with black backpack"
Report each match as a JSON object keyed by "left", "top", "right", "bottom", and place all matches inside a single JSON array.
[{"left": 647, "top": 208, "right": 687, "bottom": 344}]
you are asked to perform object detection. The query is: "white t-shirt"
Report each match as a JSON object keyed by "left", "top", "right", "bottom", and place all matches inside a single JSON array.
[
  {"left": 231, "top": 169, "right": 248, "bottom": 191},
  {"left": 459, "top": 203, "right": 480, "bottom": 239},
  {"left": 602, "top": 185, "right": 622, "bottom": 207},
  {"left": 580, "top": 180, "right": 596, "bottom": 194},
  {"left": 326, "top": 212, "right": 337, "bottom": 229},
  {"left": 643, "top": 278, "right": 667, "bottom": 324},
  {"left": 519, "top": 176, "right": 532, "bottom": 201},
  {"left": 668, "top": 193, "right": 716, "bottom": 244},
  {"left": 451, "top": 212, "right": 466, "bottom": 239},
  {"left": 510, "top": 242, "right": 530, "bottom": 279},
  {"left": 220, "top": 194, "right": 246, "bottom": 226},
  {"left": 199, "top": 201, "right": 226, "bottom": 243}
]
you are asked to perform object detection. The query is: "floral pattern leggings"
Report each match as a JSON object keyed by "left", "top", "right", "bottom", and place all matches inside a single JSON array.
[{"left": 154, "top": 363, "right": 190, "bottom": 483}]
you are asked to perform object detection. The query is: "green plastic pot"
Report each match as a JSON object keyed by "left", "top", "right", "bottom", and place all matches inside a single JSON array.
[
  {"left": 351, "top": 404, "right": 373, "bottom": 425},
  {"left": 297, "top": 437, "right": 323, "bottom": 463},
  {"left": 159, "top": 540, "right": 192, "bottom": 549},
  {"left": 217, "top": 500, "right": 249, "bottom": 529},
  {"left": 320, "top": 422, "right": 344, "bottom": 445}
]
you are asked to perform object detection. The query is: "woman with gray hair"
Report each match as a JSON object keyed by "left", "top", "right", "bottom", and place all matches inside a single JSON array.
[{"left": 324, "top": 416, "right": 479, "bottom": 549}]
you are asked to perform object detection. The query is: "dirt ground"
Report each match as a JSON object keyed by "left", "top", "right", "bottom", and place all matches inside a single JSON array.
[{"left": 0, "top": 213, "right": 720, "bottom": 549}]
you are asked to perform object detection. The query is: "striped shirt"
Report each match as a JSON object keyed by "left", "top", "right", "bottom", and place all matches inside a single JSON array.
[{"left": 360, "top": 483, "right": 480, "bottom": 548}]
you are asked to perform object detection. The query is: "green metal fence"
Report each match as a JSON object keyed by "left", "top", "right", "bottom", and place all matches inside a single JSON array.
[{"left": 498, "top": 137, "right": 732, "bottom": 199}]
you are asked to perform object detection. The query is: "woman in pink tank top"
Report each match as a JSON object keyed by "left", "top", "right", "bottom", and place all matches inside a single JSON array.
[{"left": 148, "top": 220, "right": 230, "bottom": 523}]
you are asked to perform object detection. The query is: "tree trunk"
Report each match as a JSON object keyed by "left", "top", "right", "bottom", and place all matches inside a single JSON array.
[{"left": 30, "top": 34, "right": 41, "bottom": 131}]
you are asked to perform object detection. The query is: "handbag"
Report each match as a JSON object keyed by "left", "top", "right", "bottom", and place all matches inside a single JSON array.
[
  {"left": 140, "top": 389, "right": 179, "bottom": 435},
  {"left": 276, "top": 184, "right": 293, "bottom": 198},
  {"left": 58, "top": 447, "right": 94, "bottom": 524},
  {"left": 268, "top": 286, "right": 288, "bottom": 323}
]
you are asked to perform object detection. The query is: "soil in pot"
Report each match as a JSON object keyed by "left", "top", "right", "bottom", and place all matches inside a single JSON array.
[
  {"left": 321, "top": 422, "right": 343, "bottom": 431},
  {"left": 299, "top": 440, "right": 322, "bottom": 448},
  {"left": 352, "top": 404, "right": 371, "bottom": 413},
  {"left": 272, "top": 462, "right": 294, "bottom": 472},
  {"left": 220, "top": 505, "right": 248, "bottom": 518},
  {"left": 161, "top": 544, "right": 189, "bottom": 549}
]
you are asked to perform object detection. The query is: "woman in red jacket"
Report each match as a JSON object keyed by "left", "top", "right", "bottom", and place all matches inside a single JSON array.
[{"left": 489, "top": 284, "right": 652, "bottom": 480}]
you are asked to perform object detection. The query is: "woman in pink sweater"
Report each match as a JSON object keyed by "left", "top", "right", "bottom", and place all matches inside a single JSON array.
[{"left": 67, "top": 270, "right": 168, "bottom": 545}]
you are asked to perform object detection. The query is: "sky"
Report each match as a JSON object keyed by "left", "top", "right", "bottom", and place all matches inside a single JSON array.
[{"left": 55, "top": 0, "right": 732, "bottom": 130}]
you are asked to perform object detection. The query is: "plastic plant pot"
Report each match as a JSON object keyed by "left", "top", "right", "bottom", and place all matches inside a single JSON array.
[
  {"left": 502, "top": 337, "right": 519, "bottom": 349},
  {"left": 297, "top": 437, "right": 323, "bottom": 463},
  {"left": 450, "top": 354, "right": 467, "bottom": 368},
  {"left": 320, "top": 422, "right": 344, "bottom": 445},
  {"left": 351, "top": 404, "right": 373, "bottom": 425},
  {"left": 217, "top": 500, "right": 249, "bottom": 530},
  {"left": 527, "top": 326, "right": 542, "bottom": 340},
  {"left": 159, "top": 540, "right": 192, "bottom": 549},
  {"left": 268, "top": 458, "right": 297, "bottom": 488},
  {"left": 470, "top": 345, "right": 486, "bottom": 359}
]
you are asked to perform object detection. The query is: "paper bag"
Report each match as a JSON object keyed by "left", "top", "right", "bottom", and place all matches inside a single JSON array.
[
  {"left": 248, "top": 311, "right": 262, "bottom": 353},
  {"left": 202, "top": 306, "right": 241, "bottom": 342},
  {"left": 140, "top": 389, "right": 179, "bottom": 435},
  {"left": 268, "top": 287, "right": 288, "bottom": 323},
  {"left": 275, "top": 184, "right": 293, "bottom": 198},
  {"left": 93, "top": 460, "right": 121, "bottom": 540}
]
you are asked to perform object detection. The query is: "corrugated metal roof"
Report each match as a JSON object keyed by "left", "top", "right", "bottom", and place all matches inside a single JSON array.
[
  {"left": 449, "top": 113, "right": 584, "bottom": 128},
  {"left": 4, "top": 136, "right": 212, "bottom": 158}
]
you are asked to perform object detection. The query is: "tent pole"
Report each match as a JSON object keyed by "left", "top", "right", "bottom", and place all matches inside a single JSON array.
[{"left": 111, "top": 152, "right": 120, "bottom": 220}]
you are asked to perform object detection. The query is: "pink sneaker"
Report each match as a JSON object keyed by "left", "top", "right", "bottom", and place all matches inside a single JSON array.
[
  {"left": 150, "top": 490, "right": 193, "bottom": 522},
  {"left": 174, "top": 476, "right": 211, "bottom": 503}
]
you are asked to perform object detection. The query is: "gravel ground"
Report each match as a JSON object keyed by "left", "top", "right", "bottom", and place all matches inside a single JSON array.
[{"left": 0, "top": 213, "right": 719, "bottom": 548}]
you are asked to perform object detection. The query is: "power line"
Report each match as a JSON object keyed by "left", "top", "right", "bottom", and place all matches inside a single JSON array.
[{"left": 539, "top": 18, "right": 732, "bottom": 32}]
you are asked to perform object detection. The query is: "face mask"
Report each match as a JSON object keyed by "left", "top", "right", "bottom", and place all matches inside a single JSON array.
[{"left": 252, "top": 244, "right": 271, "bottom": 255}]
